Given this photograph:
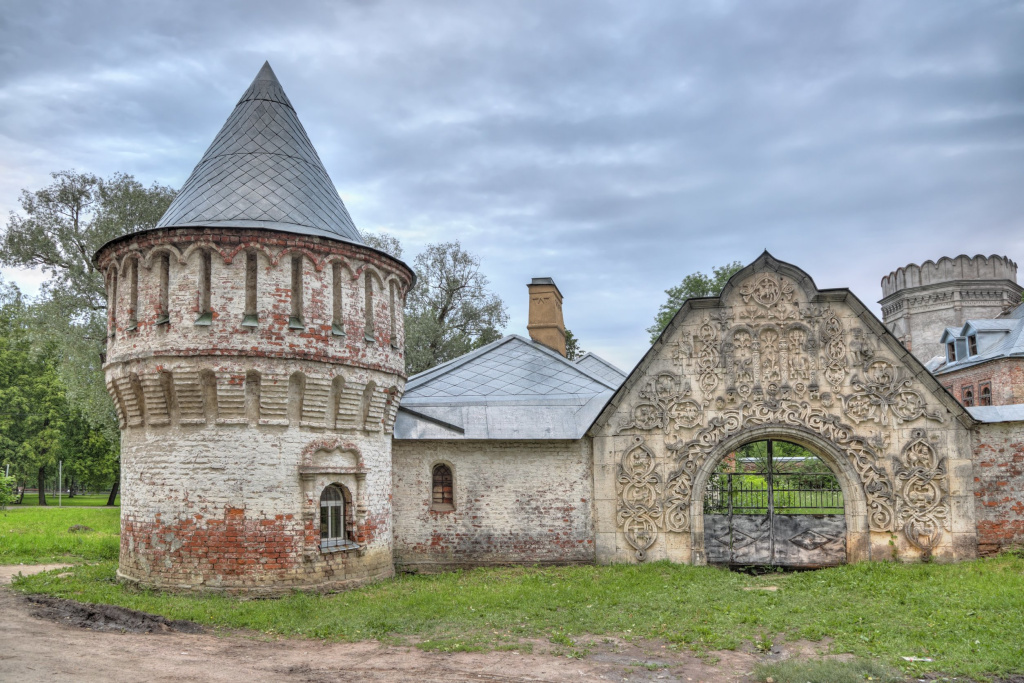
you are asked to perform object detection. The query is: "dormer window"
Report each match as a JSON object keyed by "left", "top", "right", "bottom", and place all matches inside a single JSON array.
[
  {"left": 968, "top": 335, "right": 978, "bottom": 356},
  {"left": 947, "top": 341, "right": 956, "bottom": 363}
]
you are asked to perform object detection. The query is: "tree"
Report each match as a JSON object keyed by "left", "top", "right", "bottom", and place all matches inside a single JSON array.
[
  {"left": 404, "top": 241, "right": 509, "bottom": 375},
  {"left": 0, "top": 277, "right": 116, "bottom": 505},
  {"left": 564, "top": 329, "right": 584, "bottom": 361},
  {"left": 360, "top": 230, "right": 404, "bottom": 260},
  {"left": 647, "top": 261, "right": 744, "bottom": 343},
  {"left": 1, "top": 171, "right": 175, "bottom": 443}
]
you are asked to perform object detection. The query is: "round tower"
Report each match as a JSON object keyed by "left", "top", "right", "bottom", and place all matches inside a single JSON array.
[
  {"left": 95, "top": 63, "right": 414, "bottom": 593},
  {"left": 879, "top": 254, "right": 1022, "bottom": 363}
]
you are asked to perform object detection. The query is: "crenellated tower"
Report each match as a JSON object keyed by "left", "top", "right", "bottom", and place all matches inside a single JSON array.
[
  {"left": 95, "top": 63, "right": 414, "bottom": 593},
  {"left": 879, "top": 254, "right": 1022, "bottom": 363}
]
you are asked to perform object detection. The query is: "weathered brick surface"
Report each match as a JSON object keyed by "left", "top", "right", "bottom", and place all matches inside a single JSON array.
[
  {"left": 391, "top": 439, "right": 595, "bottom": 571},
  {"left": 972, "top": 421, "right": 1024, "bottom": 555},
  {"left": 99, "top": 228, "right": 410, "bottom": 593},
  {"left": 939, "top": 360, "right": 1024, "bottom": 407}
]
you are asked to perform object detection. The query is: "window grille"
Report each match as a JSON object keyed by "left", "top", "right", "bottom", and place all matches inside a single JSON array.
[
  {"left": 962, "top": 387, "right": 974, "bottom": 407},
  {"left": 980, "top": 384, "right": 992, "bottom": 406},
  {"left": 432, "top": 464, "right": 453, "bottom": 509}
]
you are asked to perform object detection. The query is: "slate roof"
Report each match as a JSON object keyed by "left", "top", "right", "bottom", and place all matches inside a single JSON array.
[
  {"left": 394, "top": 335, "right": 624, "bottom": 440},
  {"left": 575, "top": 352, "right": 628, "bottom": 385},
  {"left": 935, "top": 317, "right": 1024, "bottom": 374},
  {"left": 154, "top": 62, "right": 363, "bottom": 244}
]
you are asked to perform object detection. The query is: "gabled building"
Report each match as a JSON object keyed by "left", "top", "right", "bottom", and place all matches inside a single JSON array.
[{"left": 932, "top": 305, "right": 1024, "bottom": 407}]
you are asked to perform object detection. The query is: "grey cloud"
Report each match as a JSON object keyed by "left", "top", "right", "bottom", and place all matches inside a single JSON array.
[{"left": 1, "top": 0, "right": 1023, "bottom": 369}]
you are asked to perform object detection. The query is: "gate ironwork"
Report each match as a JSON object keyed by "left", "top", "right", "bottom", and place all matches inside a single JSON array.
[{"left": 703, "top": 440, "right": 846, "bottom": 567}]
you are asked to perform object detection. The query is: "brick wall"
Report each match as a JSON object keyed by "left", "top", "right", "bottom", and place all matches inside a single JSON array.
[
  {"left": 972, "top": 421, "right": 1024, "bottom": 555},
  {"left": 938, "top": 359, "right": 1024, "bottom": 407},
  {"left": 99, "top": 228, "right": 409, "bottom": 593},
  {"left": 392, "top": 439, "right": 595, "bottom": 571}
]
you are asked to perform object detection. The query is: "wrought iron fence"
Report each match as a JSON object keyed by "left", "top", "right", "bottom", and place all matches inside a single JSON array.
[{"left": 704, "top": 472, "right": 844, "bottom": 515}]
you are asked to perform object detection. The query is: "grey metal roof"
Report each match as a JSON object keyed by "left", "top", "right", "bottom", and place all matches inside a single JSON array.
[
  {"left": 575, "top": 352, "right": 627, "bottom": 386},
  {"left": 154, "top": 62, "right": 363, "bottom": 244},
  {"left": 967, "top": 404, "right": 1024, "bottom": 423},
  {"left": 935, "top": 317, "right": 1024, "bottom": 374},
  {"left": 394, "top": 335, "right": 618, "bottom": 440}
]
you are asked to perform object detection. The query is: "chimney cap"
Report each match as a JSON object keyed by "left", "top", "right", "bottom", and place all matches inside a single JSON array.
[{"left": 527, "top": 277, "right": 562, "bottom": 298}]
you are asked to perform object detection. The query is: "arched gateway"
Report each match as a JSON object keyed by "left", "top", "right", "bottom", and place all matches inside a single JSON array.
[{"left": 590, "top": 252, "right": 977, "bottom": 566}]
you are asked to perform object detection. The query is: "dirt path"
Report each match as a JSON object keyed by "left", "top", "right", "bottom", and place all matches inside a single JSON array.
[{"left": 0, "top": 565, "right": 773, "bottom": 682}]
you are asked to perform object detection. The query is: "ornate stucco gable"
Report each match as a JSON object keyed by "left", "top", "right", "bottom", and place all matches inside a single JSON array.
[{"left": 589, "top": 252, "right": 978, "bottom": 566}]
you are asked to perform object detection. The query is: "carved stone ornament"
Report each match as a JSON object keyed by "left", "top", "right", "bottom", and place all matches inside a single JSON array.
[
  {"left": 842, "top": 360, "right": 944, "bottom": 426},
  {"left": 616, "top": 436, "right": 662, "bottom": 561},
  {"left": 738, "top": 273, "right": 798, "bottom": 322},
  {"left": 894, "top": 430, "right": 949, "bottom": 550},
  {"left": 617, "top": 372, "right": 702, "bottom": 434},
  {"left": 820, "top": 307, "right": 847, "bottom": 390},
  {"left": 696, "top": 319, "right": 720, "bottom": 395},
  {"left": 663, "top": 399, "right": 895, "bottom": 534}
]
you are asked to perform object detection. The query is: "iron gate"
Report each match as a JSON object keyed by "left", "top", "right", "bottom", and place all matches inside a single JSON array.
[{"left": 703, "top": 440, "right": 847, "bottom": 567}]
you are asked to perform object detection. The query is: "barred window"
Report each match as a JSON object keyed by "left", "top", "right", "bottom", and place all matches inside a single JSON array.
[
  {"left": 431, "top": 464, "right": 453, "bottom": 510},
  {"left": 980, "top": 384, "right": 992, "bottom": 407}
]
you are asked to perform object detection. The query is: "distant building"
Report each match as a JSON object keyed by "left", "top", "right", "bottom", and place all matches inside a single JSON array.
[
  {"left": 930, "top": 306, "right": 1024, "bottom": 408},
  {"left": 879, "top": 255, "right": 1022, "bottom": 363}
]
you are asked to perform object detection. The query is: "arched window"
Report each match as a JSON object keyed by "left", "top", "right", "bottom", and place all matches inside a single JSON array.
[
  {"left": 389, "top": 280, "right": 398, "bottom": 348},
  {"left": 364, "top": 273, "right": 375, "bottom": 342},
  {"left": 243, "top": 250, "right": 258, "bottom": 327},
  {"left": 289, "top": 254, "right": 304, "bottom": 329},
  {"left": 127, "top": 257, "right": 139, "bottom": 331},
  {"left": 156, "top": 252, "right": 170, "bottom": 326},
  {"left": 432, "top": 464, "right": 453, "bottom": 510},
  {"left": 980, "top": 385, "right": 992, "bottom": 407},
  {"left": 962, "top": 387, "right": 974, "bottom": 407},
  {"left": 331, "top": 262, "right": 345, "bottom": 336},
  {"left": 319, "top": 484, "right": 351, "bottom": 550},
  {"left": 196, "top": 249, "right": 213, "bottom": 326}
]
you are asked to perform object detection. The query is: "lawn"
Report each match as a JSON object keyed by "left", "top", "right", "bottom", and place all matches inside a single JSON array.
[
  {"left": 12, "top": 554, "right": 1024, "bottom": 679},
  {"left": 10, "top": 493, "right": 119, "bottom": 507},
  {"left": 0, "top": 506, "right": 120, "bottom": 563}
]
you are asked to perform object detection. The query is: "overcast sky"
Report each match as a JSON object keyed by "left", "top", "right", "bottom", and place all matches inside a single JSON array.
[{"left": 1, "top": 1, "right": 1022, "bottom": 371}]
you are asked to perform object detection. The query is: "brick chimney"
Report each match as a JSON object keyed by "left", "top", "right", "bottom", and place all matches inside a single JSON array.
[{"left": 527, "top": 277, "right": 566, "bottom": 356}]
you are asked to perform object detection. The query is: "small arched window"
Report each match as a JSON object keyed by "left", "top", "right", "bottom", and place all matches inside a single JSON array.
[
  {"left": 980, "top": 385, "right": 992, "bottom": 406},
  {"left": 127, "top": 257, "right": 139, "bottom": 331},
  {"left": 432, "top": 464, "right": 454, "bottom": 510},
  {"left": 963, "top": 387, "right": 975, "bottom": 407},
  {"left": 196, "top": 249, "right": 213, "bottom": 326},
  {"left": 364, "top": 273, "right": 375, "bottom": 342},
  {"left": 320, "top": 484, "right": 352, "bottom": 550}
]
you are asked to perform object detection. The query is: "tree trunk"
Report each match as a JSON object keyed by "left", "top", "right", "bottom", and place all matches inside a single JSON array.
[
  {"left": 37, "top": 467, "right": 47, "bottom": 506},
  {"left": 106, "top": 474, "right": 119, "bottom": 507},
  {"left": 68, "top": 477, "right": 75, "bottom": 498}
]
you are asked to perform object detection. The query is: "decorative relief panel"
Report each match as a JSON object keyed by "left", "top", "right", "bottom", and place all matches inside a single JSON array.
[
  {"left": 607, "top": 263, "right": 958, "bottom": 562},
  {"left": 616, "top": 436, "right": 662, "bottom": 561},
  {"left": 894, "top": 429, "right": 949, "bottom": 551}
]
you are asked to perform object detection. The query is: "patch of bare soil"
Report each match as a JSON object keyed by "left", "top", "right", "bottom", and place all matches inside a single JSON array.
[{"left": 25, "top": 594, "right": 204, "bottom": 634}]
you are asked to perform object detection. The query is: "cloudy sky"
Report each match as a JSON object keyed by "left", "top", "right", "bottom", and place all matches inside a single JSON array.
[{"left": 1, "top": 1, "right": 1022, "bottom": 370}]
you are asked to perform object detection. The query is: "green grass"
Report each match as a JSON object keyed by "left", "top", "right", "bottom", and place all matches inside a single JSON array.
[
  {"left": 9, "top": 493, "right": 119, "bottom": 507},
  {"left": 11, "top": 557, "right": 1024, "bottom": 678},
  {"left": 0, "top": 506, "right": 120, "bottom": 563},
  {"left": 754, "top": 657, "right": 903, "bottom": 683}
]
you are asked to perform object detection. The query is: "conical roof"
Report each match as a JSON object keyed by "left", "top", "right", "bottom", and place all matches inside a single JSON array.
[{"left": 155, "top": 62, "right": 363, "bottom": 244}]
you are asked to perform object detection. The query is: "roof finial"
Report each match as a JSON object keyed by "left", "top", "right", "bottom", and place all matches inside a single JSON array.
[{"left": 255, "top": 60, "right": 279, "bottom": 83}]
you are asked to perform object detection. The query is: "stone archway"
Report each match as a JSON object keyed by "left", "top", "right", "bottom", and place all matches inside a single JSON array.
[{"left": 686, "top": 424, "right": 871, "bottom": 566}]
